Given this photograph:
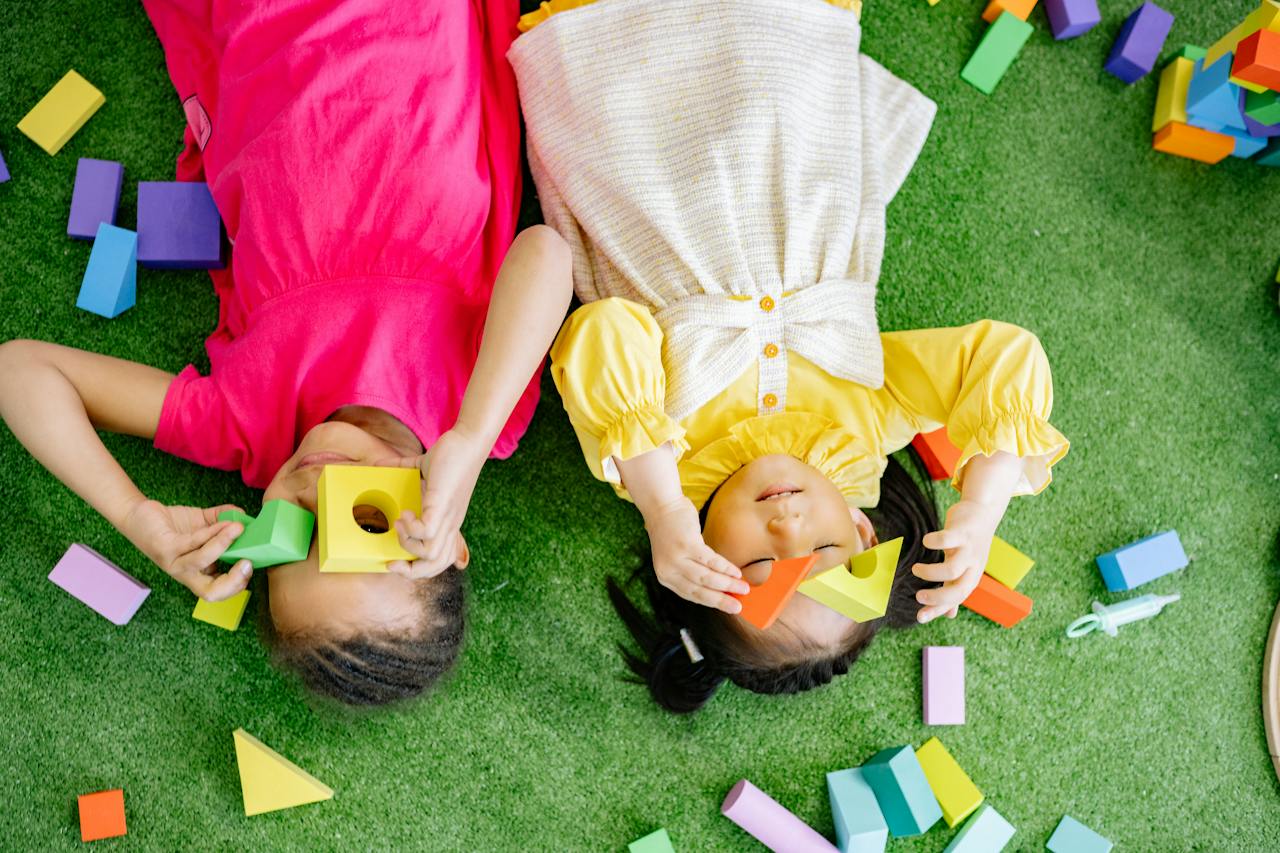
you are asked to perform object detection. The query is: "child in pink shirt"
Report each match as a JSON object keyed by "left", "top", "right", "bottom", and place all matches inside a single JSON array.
[{"left": 0, "top": 0, "right": 571, "bottom": 706}]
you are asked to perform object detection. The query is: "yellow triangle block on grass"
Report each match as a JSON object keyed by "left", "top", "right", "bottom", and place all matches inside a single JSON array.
[
  {"left": 232, "top": 729, "right": 333, "bottom": 816},
  {"left": 193, "top": 590, "right": 250, "bottom": 631},
  {"left": 17, "top": 70, "right": 104, "bottom": 156}
]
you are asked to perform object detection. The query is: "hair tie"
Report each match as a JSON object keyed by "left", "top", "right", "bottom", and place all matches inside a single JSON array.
[{"left": 679, "top": 628, "right": 704, "bottom": 664}]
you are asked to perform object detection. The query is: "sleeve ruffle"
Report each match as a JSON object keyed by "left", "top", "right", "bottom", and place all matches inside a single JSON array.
[
  {"left": 598, "top": 407, "right": 690, "bottom": 484},
  {"left": 951, "top": 407, "right": 1070, "bottom": 497}
]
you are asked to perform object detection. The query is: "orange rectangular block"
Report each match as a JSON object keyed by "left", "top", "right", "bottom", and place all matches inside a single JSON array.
[
  {"left": 912, "top": 428, "right": 963, "bottom": 481},
  {"left": 962, "top": 573, "right": 1032, "bottom": 628},
  {"left": 982, "top": 0, "right": 1038, "bottom": 23},
  {"left": 733, "top": 554, "right": 819, "bottom": 630},
  {"left": 78, "top": 789, "right": 127, "bottom": 842},
  {"left": 1233, "top": 29, "right": 1280, "bottom": 91},
  {"left": 1152, "top": 122, "right": 1235, "bottom": 164}
]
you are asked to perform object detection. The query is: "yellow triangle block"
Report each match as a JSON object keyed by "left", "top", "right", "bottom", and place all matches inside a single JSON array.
[
  {"left": 232, "top": 729, "right": 333, "bottom": 816},
  {"left": 193, "top": 590, "right": 250, "bottom": 631},
  {"left": 797, "top": 538, "right": 902, "bottom": 622}
]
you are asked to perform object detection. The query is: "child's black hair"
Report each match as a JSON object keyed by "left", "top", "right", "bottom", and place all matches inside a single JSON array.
[{"left": 607, "top": 447, "right": 942, "bottom": 714}]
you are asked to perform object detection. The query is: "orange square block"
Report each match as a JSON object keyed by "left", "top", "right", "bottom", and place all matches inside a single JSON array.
[
  {"left": 78, "top": 788, "right": 126, "bottom": 842},
  {"left": 1152, "top": 122, "right": 1235, "bottom": 164},
  {"left": 1233, "top": 29, "right": 1280, "bottom": 91},
  {"left": 733, "top": 553, "right": 819, "bottom": 630},
  {"left": 912, "top": 428, "right": 963, "bottom": 481},
  {"left": 982, "top": 0, "right": 1038, "bottom": 23},
  {"left": 962, "top": 574, "right": 1032, "bottom": 628}
]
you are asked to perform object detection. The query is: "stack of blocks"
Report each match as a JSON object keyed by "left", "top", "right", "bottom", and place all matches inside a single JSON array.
[{"left": 962, "top": 536, "right": 1035, "bottom": 627}]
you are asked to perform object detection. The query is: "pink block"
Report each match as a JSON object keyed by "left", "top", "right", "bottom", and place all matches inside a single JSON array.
[
  {"left": 48, "top": 544, "right": 150, "bottom": 626},
  {"left": 721, "top": 780, "right": 837, "bottom": 853},
  {"left": 923, "top": 646, "right": 965, "bottom": 725}
]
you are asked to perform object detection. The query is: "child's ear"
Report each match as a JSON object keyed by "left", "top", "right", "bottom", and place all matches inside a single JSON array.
[
  {"left": 453, "top": 533, "right": 470, "bottom": 571},
  {"left": 848, "top": 506, "right": 878, "bottom": 548}
]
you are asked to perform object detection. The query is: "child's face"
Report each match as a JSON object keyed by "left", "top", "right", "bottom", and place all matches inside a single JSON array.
[{"left": 702, "top": 454, "right": 876, "bottom": 652}]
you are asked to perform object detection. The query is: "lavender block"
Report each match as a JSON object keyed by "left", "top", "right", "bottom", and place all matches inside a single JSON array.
[
  {"left": 137, "top": 181, "right": 224, "bottom": 269},
  {"left": 722, "top": 780, "right": 837, "bottom": 852},
  {"left": 68, "top": 158, "right": 124, "bottom": 240},
  {"left": 1043, "top": 0, "right": 1100, "bottom": 40},
  {"left": 1104, "top": 3, "right": 1175, "bottom": 84},
  {"left": 1241, "top": 90, "right": 1280, "bottom": 138},
  {"left": 923, "top": 646, "right": 965, "bottom": 725},
  {"left": 1187, "top": 58, "right": 1246, "bottom": 131},
  {"left": 0, "top": 148, "right": 9, "bottom": 183},
  {"left": 49, "top": 544, "right": 150, "bottom": 625}
]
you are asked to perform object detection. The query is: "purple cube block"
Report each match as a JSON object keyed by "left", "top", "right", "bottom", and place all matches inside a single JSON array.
[
  {"left": 48, "top": 544, "right": 150, "bottom": 625},
  {"left": 1241, "top": 89, "right": 1280, "bottom": 139},
  {"left": 0, "top": 148, "right": 9, "bottom": 183},
  {"left": 137, "top": 181, "right": 225, "bottom": 269},
  {"left": 68, "top": 158, "right": 124, "bottom": 240},
  {"left": 1044, "top": 0, "right": 1101, "bottom": 40},
  {"left": 1105, "top": 3, "right": 1175, "bottom": 84}
]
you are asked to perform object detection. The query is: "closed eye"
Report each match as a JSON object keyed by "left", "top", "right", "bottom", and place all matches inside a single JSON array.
[{"left": 743, "top": 545, "right": 839, "bottom": 569}]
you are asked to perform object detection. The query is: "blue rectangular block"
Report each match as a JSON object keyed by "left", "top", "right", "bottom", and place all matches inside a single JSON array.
[
  {"left": 1046, "top": 815, "right": 1113, "bottom": 853},
  {"left": 0, "top": 148, "right": 9, "bottom": 183},
  {"left": 1044, "top": 0, "right": 1100, "bottom": 40},
  {"left": 943, "top": 804, "right": 1016, "bottom": 852},
  {"left": 861, "top": 746, "right": 941, "bottom": 838},
  {"left": 1096, "top": 530, "right": 1187, "bottom": 591},
  {"left": 827, "top": 768, "right": 888, "bottom": 852},
  {"left": 76, "top": 223, "right": 137, "bottom": 319},
  {"left": 1186, "top": 57, "right": 1246, "bottom": 131},
  {"left": 1104, "top": 3, "right": 1175, "bottom": 84},
  {"left": 68, "top": 158, "right": 124, "bottom": 240},
  {"left": 137, "top": 181, "right": 224, "bottom": 269},
  {"left": 1219, "top": 126, "right": 1269, "bottom": 158}
]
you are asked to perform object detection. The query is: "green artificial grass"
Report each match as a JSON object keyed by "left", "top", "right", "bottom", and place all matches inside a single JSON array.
[{"left": 2, "top": 0, "right": 1279, "bottom": 849}]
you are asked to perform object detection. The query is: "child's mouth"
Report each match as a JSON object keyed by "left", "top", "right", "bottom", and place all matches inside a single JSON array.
[{"left": 757, "top": 483, "right": 803, "bottom": 502}]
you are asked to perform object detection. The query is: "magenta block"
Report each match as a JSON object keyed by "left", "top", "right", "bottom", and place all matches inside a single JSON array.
[
  {"left": 0, "top": 148, "right": 9, "bottom": 183},
  {"left": 923, "top": 646, "right": 965, "bottom": 725},
  {"left": 1104, "top": 3, "right": 1175, "bottom": 84},
  {"left": 722, "top": 780, "right": 838, "bottom": 853},
  {"left": 1044, "top": 0, "right": 1101, "bottom": 40},
  {"left": 68, "top": 158, "right": 124, "bottom": 240},
  {"left": 48, "top": 544, "right": 150, "bottom": 625},
  {"left": 136, "top": 181, "right": 224, "bottom": 269}
]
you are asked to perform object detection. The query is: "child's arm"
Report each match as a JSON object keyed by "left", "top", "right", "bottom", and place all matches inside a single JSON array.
[
  {"left": 0, "top": 340, "right": 251, "bottom": 600},
  {"left": 390, "top": 225, "right": 575, "bottom": 578}
]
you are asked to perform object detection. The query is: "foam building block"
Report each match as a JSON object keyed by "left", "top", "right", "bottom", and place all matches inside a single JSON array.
[
  {"left": 721, "top": 779, "right": 838, "bottom": 852},
  {"left": 193, "top": 589, "right": 250, "bottom": 631},
  {"left": 1220, "top": 125, "right": 1270, "bottom": 157},
  {"left": 826, "top": 767, "right": 888, "bottom": 853},
  {"left": 922, "top": 646, "right": 965, "bottom": 725},
  {"left": 1204, "top": 1, "right": 1280, "bottom": 70},
  {"left": 233, "top": 728, "right": 334, "bottom": 816},
  {"left": 1104, "top": 3, "right": 1175, "bottom": 84},
  {"left": 76, "top": 223, "right": 137, "bottom": 319},
  {"left": 861, "top": 746, "right": 942, "bottom": 838},
  {"left": 219, "top": 499, "right": 315, "bottom": 568},
  {"left": 16, "top": 70, "right": 104, "bottom": 155},
  {"left": 1152, "top": 121, "right": 1236, "bottom": 163},
  {"left": 1186, "top": 57, "right": 1247, "bottom": 130},
  {"left": 1242, "top": 90, "right": 1280, "bottom": 136},
  {"left": 1176, "top": 44, "right": 1207, "bottom": 61},
  {"left": 1046, "top": 815, "right": 1113, "bottom": 853},
  {"left": 0, "top": 148, "right": 9, "bottom": 183},
  {"left": 1260, "top": 136, "right": 1280, "bottom": 164},
  {"left": 912, "top": 428, "right": 962, "bottom": 481},
  {"left": 68, "top": 158, "right": 123, "bottom": 239},
  {"left": 798, "top": 538, "right": 901, "bottom": 623},
  {"left": 982, "top": 0, "right": 1037, "bottom": 23},
  {"left": 942, "top": 804, "right": 1016, "bottom": 853},
  {"left": 1248, "top": 89, "right": 1280, "bottom": 124},
  {"left": 1095, "top": 529, "right": 1187, "bottom": 591},
  {"left": 962, "top": 573, "right": 1032, "bottom": 628},
  {"left": 735, "top": 553, "right": 820, "bottom": 630},
  {"left": 984, "top": 536, "right": 1034, "bottom": 589},
  {"left": 1153, "top": 57, "right": 1196, "bottom": 132},
  {"left": 1043, "top": 0, "right": 1100, "bottom": 40},
  {"left": 629, "top": 828, "right": 675, "bottom": 853},
  {"left": 915, "top": 738, "right": 983, "bottom": 828},
  {"left": 136, "top": 181, "right": 224, "bottom": 269},
  {"left": 1233, "top": 28, "right": 1280, "bottom": 90},
  {"left": 48, "top": 544, "right": 150, "bottom": 625},
  {"left": 318, "top": 465, "right": 422, "bottom": 572},
  {"left": 961, "top": 12, "right": 1034, "bottom": 96},
  {"left": 77, "top": 788, "right": 126, "bottom": 842}
]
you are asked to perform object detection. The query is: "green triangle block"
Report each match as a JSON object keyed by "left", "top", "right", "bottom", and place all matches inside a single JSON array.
[{"left": 219, "top": 500, "right": 315, "bottom": 568}]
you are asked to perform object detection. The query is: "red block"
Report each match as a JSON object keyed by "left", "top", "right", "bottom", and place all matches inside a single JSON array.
[
  {"left": 912, "top": 428, "right": 963, "bottom": 481},
  {"left": 1233, "top": 29, "right": 1280, "bottom": 91},
  {"left": 78, "top": 789, "right": 127, "bottom": 842},
  {"left": 962, "top": 573, "right": 1032, "bottom": 628},
  {"left": 733, "top": 554, "right": 819, "bottom": 630}
]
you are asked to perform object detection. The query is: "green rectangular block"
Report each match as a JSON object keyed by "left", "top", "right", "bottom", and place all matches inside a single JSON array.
[
  {"left": 219, "top": 499, "right": 315, "bottom": 568},
  {"left": 961, "top": 12, "right": 1035, "bottom": 95},
  {"left": 628, "top": 828, "right": 675, "bottom": 853},
  {"left": 1176, "top": 44, "right": 1207, "bottom": 61},
  {"left": 1246, "top": 90, "right": 1280, "bottom": 126}
]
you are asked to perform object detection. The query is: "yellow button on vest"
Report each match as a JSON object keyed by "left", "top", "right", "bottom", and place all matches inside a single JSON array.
[
  {"left": 759, "top": 295, "right": 775, "bottom": 312},
  {"left": 763, "top": 343, "right": 779, "bottom": 358},
  {"left": 763, "top": 393, "right": 778, "bottom": 408}
]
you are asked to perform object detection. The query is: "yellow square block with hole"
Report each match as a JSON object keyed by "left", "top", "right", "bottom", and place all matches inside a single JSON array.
[
  {"left": 193, "top": 590, "right": 250, "bottom": 631},
  {"left": 317, "top": 465, "right": 421, "bottom": 573},
  {"left": 797, "top": 538, "right": 901, "bottom": 622},
  {"left": 916, "top": 737, "right": 984, "bottom": 828},
  {"left": 984, "top": 536, "right": 1034, "bottom": 589},
  {"left": 17, "top": 70, "right": 105, "bottom": 155}
]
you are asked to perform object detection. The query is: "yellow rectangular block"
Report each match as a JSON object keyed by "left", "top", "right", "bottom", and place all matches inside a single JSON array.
[
  {"left": 1231, "top": 73, "right": 1270, "bottom": 93},
  {"left": 916, "top": 737, "right": 984, "bottom": 828},
  {"left": 17, "top": 70, "right": 105, "bottom": 156},
  {"left": 193, "top": 590, "right": 250, "bottom": 631},
  {"left": 797, "top": 538, "right": 901, "bottom": 622},
  {"left": 1153, "top": 57, "right": 1194, "bottom": 132},
  {"left": 318, "top": 465, "right": 421, "bottom": 572},
  {"left": 984, "top": 536, "right": 1034, "bottom": 590},
  {"left": 1205, "top": 1, "right": 1280, "bottom": 69}
]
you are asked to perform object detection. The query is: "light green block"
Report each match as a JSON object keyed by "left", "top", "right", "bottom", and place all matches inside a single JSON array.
[
  {"left": 961, "top": 12, "right": 1034, "bottom": 95},
  {"left": 219, "top": 499, "right": 315, "bottom": 568},
  {"left": 1176, "top": 44, "right": 1207, "bottom": 62},
  {"left": 1246, "top": 90, "right": 1280, "bottom": 127},
  {"left": 629, "top": 828, "right": 675, "bottom": 853}
]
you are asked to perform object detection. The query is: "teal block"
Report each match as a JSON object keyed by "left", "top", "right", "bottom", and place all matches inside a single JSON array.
[
  {"left": 1246, "top": 90, "right": 1280, "bottom": 126},
  {"left": 861, "top": 746, "right": 942, "bottom": 838},
  {"left": 75, "top": 223, "right": 136, "bottom": 319},
  {"left": 219, "top": 499, "right": 315, "bottom": 568},
  {"left": 827, "top": 768, "right": 888, "bottom": 852},
  {"left": 1046, "top": 815, "right": 1112, "bottom": 853},
  {"left": 1258, "top": 138, "right": 1280, "bottom": 166},
  {"left": 628, "top": 828, "right": 674, "bottom": 853},
  {"left": 1176, "top": 44, "right": 1206, "bottom": 61},
  {"left": 943, "top": 804, "right": 1015, "bottom": 852},
  {"left": 961, "top": 12, "right": 1034, "bottom": 95}
]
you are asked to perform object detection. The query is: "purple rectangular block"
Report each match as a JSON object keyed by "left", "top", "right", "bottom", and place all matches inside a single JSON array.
[
  {"left": 1105, "top": 3, "right": 1175, "bottom": 84},
  {"left": 0, "top": 148, "right": 9, "bottom": 183},
  {"left": 923, "top": 646, "right": 965, "bottom": 725},
  {"left": 1044, "top": 0, "right": 1101, "bottom": 40},
  {"left": 1241, "top": 90, "right": 1280, "bottom": 138},
  {"left": 137, "top": 181, "right": 225, "bottom": 269},
  {"left": 48, "top": 544, "right": 150, "bottom": 625},
  {"left": 68, "top": 158, "right": 124, "bottom": 240}
]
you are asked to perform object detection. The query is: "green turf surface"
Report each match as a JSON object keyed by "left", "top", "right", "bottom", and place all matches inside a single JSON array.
[{"left": 2, "top": 0, "right": 1279, "bottom": 849}]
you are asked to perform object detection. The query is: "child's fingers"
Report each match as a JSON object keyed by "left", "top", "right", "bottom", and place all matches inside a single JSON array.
[
  {"left": 177, "top": 520, "right": 238, "bottom": 560},
  {"left": 695, "top": 550, "right": 743, "bottom": 580},
  {"left": 174, "top": 523, "right": 241, "bottom": 574},
  {"left": 394, "top": 516, "right": 431, "bottom": 559},
  {"left": 204, "top": 504, "right": 245, "bottom": 524},
  {"left": 684, "top": 583, "right": 741, "bottom": 614},
  {"left": 387, "top": 559, "right": 411, "bottom": 576},
  {"left": 917, "top": 603, "right": 953, "bottom": 623},
  {"left": 695, "top": 567, "right": 751, "bottom": 597},
  {"left": 911, "top": 559, "right": 967, "bottom": 583},
  {"left": 922, "top": 529, "right": 963, "bottom": 551},
  {"left": 198, "top": 561, "right": 253, "bottom": 602}
]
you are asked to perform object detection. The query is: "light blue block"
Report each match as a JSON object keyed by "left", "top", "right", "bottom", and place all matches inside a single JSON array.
[
  {"left": 1046, "top": 815, "right": 1112, "bottom": 853},
  {"left": 827, "top": 768, "right": 888, "bottom": 852},
  {"left": 1096, "top": 530, "right": 1187, "bottom": 591},
  {"left": 76, "top": 223, "right": 137, "bottom": 319},
  {"left": 943, "top": 804, "right": 1015, "bottom": 852},
  {"left": 1220, "top": 127, "right": 1268, "bottom": 159},
  {"left": 1186, "top": 57, "right": 1246, "bottom": 131},
  {"left": 1186, "top": 114, "right": 1225, "bottom": 132},
  {"left": 861, "top": 746, "right": 942, "bottom": 838}
]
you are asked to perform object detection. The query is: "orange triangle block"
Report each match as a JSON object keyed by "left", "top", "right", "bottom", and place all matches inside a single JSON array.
[
  {"left": 733, "top": 554, "right": 819, "bottom": 630},
  {"left": 232, "top": 728, "right": 333, "bottom": 816}
]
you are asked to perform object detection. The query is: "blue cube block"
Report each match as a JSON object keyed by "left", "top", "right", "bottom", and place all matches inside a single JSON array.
[
  {"left": 137, "top": 181, "right": 224, "bottom": 269},
  {"left": 861, "top": 746, "right": 941, "bottom": 838},
  {"left": 76, "top": 223, "right": 137, "bottom": 319},
  {"left": 1186, "top": 57, "right": 1246, "bottom": 131},
  {"left": 1220, "top": 126, "right": 1268, "bottom": 158},
  {"left": 1096, "top": 530, "right": 1188, "bottom": 591},
  {"left": 943, "top": 804, "right": 1016, "bottom": 852},
  {"left": 1104, "top": 3, "right": 1174, "bottom": 84},
  {"left": 827, "top": 767, "right": 888, "bottom": 852},
  {"left": 1046, "top": 815, "right": 1112, "bottom": 853}
]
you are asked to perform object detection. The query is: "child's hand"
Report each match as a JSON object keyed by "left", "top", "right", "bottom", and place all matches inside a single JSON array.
[
  {"left": 910, "top": 498, "right": 1002, "bottom": 623},
  {"left": 123, "top": 500, "right": 253, "bottom": 601},
  {"left": 645, "top": 497, "right": 749, "bottom": 614}
]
